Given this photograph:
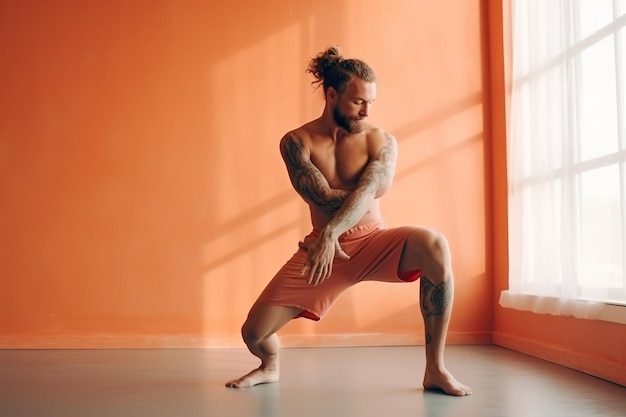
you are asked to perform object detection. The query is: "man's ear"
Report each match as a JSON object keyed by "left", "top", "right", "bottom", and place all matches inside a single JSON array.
[{"left": 326, "top": 87, "right": 338, "bottom": 103}]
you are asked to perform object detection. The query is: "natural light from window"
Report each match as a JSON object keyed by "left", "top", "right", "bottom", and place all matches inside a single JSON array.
[{"left": 501, "top": 0, "right": 626, "bottom": 323}]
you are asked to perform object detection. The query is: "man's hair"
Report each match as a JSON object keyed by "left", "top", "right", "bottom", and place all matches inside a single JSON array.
[{"left": 306, "top": 45, "right": 376, "bottom": 95}]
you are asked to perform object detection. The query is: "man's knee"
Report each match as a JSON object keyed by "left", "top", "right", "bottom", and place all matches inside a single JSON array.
[
  {"left": 428, "top": 231, "right": 450, "bottom": 259},
  {"left": 410, "top": 228, "right": 452, "bottom": 279},
  {"left": 241, "top": 322, "right": 264, "bottom": 347}
]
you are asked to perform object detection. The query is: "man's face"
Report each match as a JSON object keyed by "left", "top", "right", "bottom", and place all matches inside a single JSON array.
[{"left": 332, "top": 78, "right": 376, "bottom": 134}]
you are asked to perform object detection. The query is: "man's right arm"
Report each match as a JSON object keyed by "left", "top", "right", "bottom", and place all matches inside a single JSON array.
[{"left": 280, "top": 132, "right": 349, "bottom": 216}]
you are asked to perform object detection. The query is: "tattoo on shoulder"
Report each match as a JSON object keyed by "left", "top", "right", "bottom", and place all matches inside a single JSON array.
[
  {"left": 281, "top": 132, "right": 346, "bottom": 215},
  {"left": 380, "top": 133, "right": 397, "bottom": 163},
  {"left": 356, "top": 132, "right": 397, "bottom": 192},
  {"left": 281, "top": 132, "right": 303, "bottom": 168}
]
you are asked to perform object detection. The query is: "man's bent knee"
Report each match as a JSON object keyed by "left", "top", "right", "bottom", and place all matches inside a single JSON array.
[
  {"left": 407, "top": 229, "right": 452, "bottom": 281},
  {"left": 241, "top": 322, "right": 265, "bottom": 347},
  {"left": 428, "top": 231, "right": 450, "bottom": 261},
  {"left": 239, "top": 303, "right": 302, "bottom": 347}
]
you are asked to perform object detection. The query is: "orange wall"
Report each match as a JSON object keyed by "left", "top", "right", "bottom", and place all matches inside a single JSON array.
[
  {"left": 0, "top": 0, "right": 491, "bottom": 348},
  {"left": 489, "top": 1, "right": 626, "bottom": 386}
]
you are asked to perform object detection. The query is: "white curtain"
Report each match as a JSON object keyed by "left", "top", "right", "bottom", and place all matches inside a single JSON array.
[{"left": 501, "top": 0, "right": 626, "bottom": 319}]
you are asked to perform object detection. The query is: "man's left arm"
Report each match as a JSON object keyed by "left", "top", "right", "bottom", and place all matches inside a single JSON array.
[
  {"left": 303, "top": 132, "right": 398, "bottom": 285},
  {"left": 324, "top": 131, "right": 397, "bottom": 238}
]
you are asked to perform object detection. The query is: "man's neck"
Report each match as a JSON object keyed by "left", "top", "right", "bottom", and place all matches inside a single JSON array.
[{"left": 318, "top": 111, "right": 348, "bottom": 142}]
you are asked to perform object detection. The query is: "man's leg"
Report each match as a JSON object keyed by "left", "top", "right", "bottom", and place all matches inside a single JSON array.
[
  {"left": 225, "top": 302, "right": 302, "bottom": 388},
  {"left": 399, "top": 228, "right": 472, "bottom": 396}
]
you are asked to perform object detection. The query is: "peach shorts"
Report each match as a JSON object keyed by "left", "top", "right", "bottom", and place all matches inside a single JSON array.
[{"left": 257, "top": 220, "right": 420, "bottom": 321}]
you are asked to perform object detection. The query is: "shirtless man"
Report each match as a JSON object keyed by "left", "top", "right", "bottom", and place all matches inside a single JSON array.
[{"left": 226, "top": 46, "right": 472, "bottom": 396}]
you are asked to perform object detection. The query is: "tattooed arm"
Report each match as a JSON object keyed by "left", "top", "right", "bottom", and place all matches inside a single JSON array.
[
  {"left": 322, "top": 131, "right": 398, "bottom": 240},
  {"left": 280, "top": 132, "right": 350, "bottom": 216}
]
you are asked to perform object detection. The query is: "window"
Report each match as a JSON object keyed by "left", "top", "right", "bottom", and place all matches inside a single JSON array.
[{"left": 501, "top": 0, "right": 626, "bottom": 322}]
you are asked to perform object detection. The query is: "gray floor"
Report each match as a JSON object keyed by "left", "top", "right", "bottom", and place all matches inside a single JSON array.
[{"left": 0, "top": 345, "right": 624, "bottom": 417}]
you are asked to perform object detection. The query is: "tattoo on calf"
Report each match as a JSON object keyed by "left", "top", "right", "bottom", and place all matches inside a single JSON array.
[{"left": 420, "top": 277, "right": 451, "bottom": 317}]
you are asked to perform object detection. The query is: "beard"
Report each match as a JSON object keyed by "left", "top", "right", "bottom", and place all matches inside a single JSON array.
[{"left": 333, "top": 106, "right": 363, "bottom": 134}]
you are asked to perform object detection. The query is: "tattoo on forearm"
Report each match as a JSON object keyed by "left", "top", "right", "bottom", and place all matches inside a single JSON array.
[
  {"left": 357, "top": 133, "right": 396, "bottom": 195},
  {"left": 326, "top": 133, "right": 397, "bottom": 232},
  {"left": 282, "top": 133, "right": 347, "bottom": 216},
  {"left": 420, "top": 277, "right": 451, "bottom": 318}
]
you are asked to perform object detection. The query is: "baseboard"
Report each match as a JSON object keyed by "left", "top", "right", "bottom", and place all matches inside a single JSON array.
[
  {"left": 0, "top": 336, "right": 246, "bottom": 349},
  {"left": 492, "top": 332, "right": 626, "bottom": 387},
  {"left": 0, "top": 331, "right": 491, "bottom": 350},
  {"left": 280, "top": 331, "right": 492, "bottom": 348}
]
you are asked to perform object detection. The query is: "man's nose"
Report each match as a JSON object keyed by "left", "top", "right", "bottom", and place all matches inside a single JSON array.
[{"left": 360, "top": 103, "right": 371, "bottom": 117}]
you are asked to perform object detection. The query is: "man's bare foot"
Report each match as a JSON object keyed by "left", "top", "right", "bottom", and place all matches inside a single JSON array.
[
  {"left": 423, "top": 368, "right": 472, "bottom": 396},
  {"left": 225, "top": 367, "right": 279, "bottom": 388}
]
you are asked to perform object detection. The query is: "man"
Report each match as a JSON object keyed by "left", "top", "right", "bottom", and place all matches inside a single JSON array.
[{"left": 225, "top": 46, "right": 472, "bottom": 396}]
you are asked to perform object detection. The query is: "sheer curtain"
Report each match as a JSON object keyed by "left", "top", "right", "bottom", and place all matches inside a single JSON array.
[{"left": 500, "top": 0, "right": 626, "bottom": 321}]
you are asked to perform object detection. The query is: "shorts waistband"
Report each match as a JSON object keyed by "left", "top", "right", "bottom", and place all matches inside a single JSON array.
[{"left": 312, "top": 220, "right": 387, "bottom": 237}]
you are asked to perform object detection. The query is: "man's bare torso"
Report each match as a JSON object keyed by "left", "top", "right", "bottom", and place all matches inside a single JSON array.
[{"left": 290, "top": 119, "right": 389, "bottom": 231}]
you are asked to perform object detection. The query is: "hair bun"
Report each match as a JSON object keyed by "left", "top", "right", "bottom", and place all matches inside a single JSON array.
[{"left": 306, "top": 45, "right": 375, "bottom": 94}]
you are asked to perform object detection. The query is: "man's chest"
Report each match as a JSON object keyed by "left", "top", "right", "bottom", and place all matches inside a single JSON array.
[{"left": 310, "top": 140, "right": 370, "bottom": 189}]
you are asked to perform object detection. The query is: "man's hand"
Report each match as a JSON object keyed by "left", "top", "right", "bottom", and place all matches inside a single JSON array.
[{"left": 299, "top": 236, "right": 350, "bottom": 286}]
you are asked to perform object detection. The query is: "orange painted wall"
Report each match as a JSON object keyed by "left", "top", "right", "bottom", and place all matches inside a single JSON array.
[
  {"left": 489, "top": 1, "right": 626, "bottom": 386},
  {"left": 0, "top": 0, "right": 492, "bottom": 348}
]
